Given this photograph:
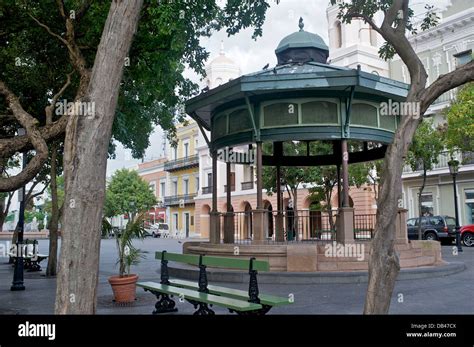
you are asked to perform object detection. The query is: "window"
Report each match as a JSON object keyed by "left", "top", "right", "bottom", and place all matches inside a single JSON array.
[
  {"left": 466, "top": 190, "right": 474, "bottom": 224},
  {"left": 183, "top": 179, "right": 189, "bottom": 195},
  {"left": 369, "top": 27, "right": 377, "bottom": 46},
  {"left": 213, "top": 114, "right": 227, "bottom": 138},
  {"left": 195, "top": 176, "right": 199, "bottom": 193},
  {"left": 263, "top": 103, "right": 298, "bottom": 127},
  {"left": 301, "top": 101, "right": 338, "bottom": 124},
  {"left": 173, "top": 146, "right": 178, "bottom": 160},
  {"left": 207, "top": 173, "right": 212, "bottom": 187},
  {"left": 160, "top": 182, "right": 165, "bottom": 198},
  {"left": 335, "top": 21, "right": 342, "bottom": 48},
  {"left": 420, "top": 193, "right": 434, "bottom": 216},
  {"left": 173, "top": 181, "right": 178, "bottom": 195},
  {"left": 407, "top": 219, "right": 416, "bottom": 227},
  {"left": 184, "top": 142, "right": 189, "bottom": 157},
  {"left": 429, "top": 216, "right": 443, "bottom": 226},
  {"left": 351, "top": 104, "right": 378, "bottom": 127},
  {"left": 228, "top": 109, "right": 252, "bottom": 133}
]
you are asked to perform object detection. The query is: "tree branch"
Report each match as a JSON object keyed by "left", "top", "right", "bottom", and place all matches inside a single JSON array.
[
  {"left": 0, "top": 82, "right": 49, "bottom": 193},
  {"left": 75, "top": 0, "right": 93, "bottom": 22},
  {"left": 25, "top": 179, "right": 50, "bottom": 206},
  {"left": 0, "top": 115, "right": 67, "bottom": 159},
  {"left": 28, "top": 14, "right": 69, "bottom": 47},
  {"left": 56, "top": 0, "right": 67, "bottom": 19},
  {"left": 381, "top": 0, "right": 403, "bottom": 31},
  {"left": 420, "top": 60, "right": 474, "bottom": 114},
  {"left": 46, "top": 71, "right": 74, "bottom": 124}
]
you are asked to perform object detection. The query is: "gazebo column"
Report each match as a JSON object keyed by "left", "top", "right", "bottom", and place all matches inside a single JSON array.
[
  {"left": 336, "top": 139, "right": 355, "bottom": 244},
  {"left": 223, "top": 159, "right": 234, "bottom": 243},
  {"left": 209, "top": 150, "right": 221, "bottom": 244},
  {"left": 274, "top": 142, "right": 284, "bottom": 242},
  {"left": 252, "top": 141, "right": 265, "bottom": 243}
]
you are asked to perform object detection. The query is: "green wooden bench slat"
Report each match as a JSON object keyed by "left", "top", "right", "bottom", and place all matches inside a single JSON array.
[
  {"left": 202, "top": 255, "right": 269, "bottom": 271},
  {"left": 155, "top": 251, "right": 269, "bottom": 271},
  {"left": 169, "top": 278, "right": 291, "bottom": 307},
  {"left": 137, "top": 281, "right": 262, "bottom": 312},
  {"left": 155, "top": 252, "right": 200, "bottom": 265}
]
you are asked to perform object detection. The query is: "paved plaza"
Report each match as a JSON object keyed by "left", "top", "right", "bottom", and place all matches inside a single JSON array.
[{"left": 0, "top": 238, "right": 472, "bottom": 315}]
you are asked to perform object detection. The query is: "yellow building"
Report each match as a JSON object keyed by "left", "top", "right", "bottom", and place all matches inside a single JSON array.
[{"left": 164, "top": 121, "right": 200, "bottom": 237}]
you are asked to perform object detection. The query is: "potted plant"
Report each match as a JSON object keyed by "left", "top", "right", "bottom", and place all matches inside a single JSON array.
[{"left": 107, "top": 213, "right": 147, "bottom": 303}]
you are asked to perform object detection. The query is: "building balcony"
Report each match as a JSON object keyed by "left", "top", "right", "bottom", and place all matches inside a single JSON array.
[
  {"left": 164, "top": 155, "right": 199, "bottom": 172},
  {"left": 224, "top": 184, "right": 235, "bottom": 192},
  {"left": 403, "top": 151, "right": 474, "bottom": 174},
  {"left": 164, "top": 193, "right": 197, "bottom": 206},
  {"left": 202, "top": 186, "right": 212, "bottom": 194},
  {"left": 241, "top": 181, "right": 254, "bottom": 190}
]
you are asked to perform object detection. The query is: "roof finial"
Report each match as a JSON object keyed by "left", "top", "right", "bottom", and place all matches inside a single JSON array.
[
  {"left": 299, "top": 17, "right": 304, "bottom": 31},
  {"left": 220, "top": 40, "right": 224, "bottom": 55}
]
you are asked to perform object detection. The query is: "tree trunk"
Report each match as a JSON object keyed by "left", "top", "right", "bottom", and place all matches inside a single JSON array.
[
  {"left": 46, "top": 143, "right": 59, "bottom": 277},
  {"left": 364, "top": 94, "right": 422, "bottom": 314},
  {"left": 292, "top": 188, "right": 298, "bottom": 240},
  {"left": 0, "top": 209, "right": 6, "bottom": 232},
  {"left": 417, "top": 167, "right": 427, "bottom": 240},
  {"left": 55, "top": 0, "right": 143, "bottom": 314}
]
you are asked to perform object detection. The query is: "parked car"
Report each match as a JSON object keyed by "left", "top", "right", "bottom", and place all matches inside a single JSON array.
[
  {"left": 461, "top": 224, "right": 474, "bottom": 247},
  {"left": 146, "top": 223, "right": 170, "bottom": 238},
  {"left": 406, "top": 215, "right": 457, "bottom": 243}
]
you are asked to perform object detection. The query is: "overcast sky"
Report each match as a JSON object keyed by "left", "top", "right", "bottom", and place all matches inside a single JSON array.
[{"left": 107, "top": 0, "right": 453, "bottom": 176}]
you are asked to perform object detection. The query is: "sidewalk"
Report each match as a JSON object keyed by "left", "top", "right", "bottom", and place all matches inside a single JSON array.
[{"left": 0, "top": 238, "right": 472, "bottom": 314}]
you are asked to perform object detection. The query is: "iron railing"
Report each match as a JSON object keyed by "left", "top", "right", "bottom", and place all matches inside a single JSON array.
[
  {"left": 241, "top": 181, "right": 254, "bottom": 190},
  {"left": 164, "top": 155, "right": 199, "bottom": 172},
  {"left": 403, "top": 151, "right": 474, "bottom": 173},
  {"left": 163, "top": 193, "right": 197, "bottom": 206},
  {"left": 224, "top": 184, "right": 235, "bottom": 192},
  {"left": 213, "top": 210, "right": 380, "bottom": 244},
  {"left": 213, "top": 210, "right": 378, "bottom": 244},
  {"left": 354, "top": 214, "right": 376, "bottom": 240},
  {"left": 201, "top": 186, "right": 212, "bottom": 194}
]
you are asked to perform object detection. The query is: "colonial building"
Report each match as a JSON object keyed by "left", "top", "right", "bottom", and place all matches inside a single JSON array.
[
  {"left": 163, "top": 122, "right": 200, "bottom": 237},
  {"left": 389, "top": 0, "right": 474, "bottom": 224},
  {"left": 137, "top": 158, "right": 167, "bottom": 224}
]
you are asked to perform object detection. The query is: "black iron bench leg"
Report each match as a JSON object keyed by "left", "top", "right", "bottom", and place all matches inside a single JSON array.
[
  {"left": 193, "top": 302, "right": 214, "bottom": 315},
  {"left": 145, "top": 289, "right": 178, "bottom": 314},
  {"left": 186, "top": 299, "right": 215, "bottom": 315},
  {"left": 28, "top": 261, "right": 42, "bottom": 272}
]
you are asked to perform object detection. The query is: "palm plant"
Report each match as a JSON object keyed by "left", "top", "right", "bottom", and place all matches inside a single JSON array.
[{"left": 116, "top": 212, "right": 147, "bottom": 277}]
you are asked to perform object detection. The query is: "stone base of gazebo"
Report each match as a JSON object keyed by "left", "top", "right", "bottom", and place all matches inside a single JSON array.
[{"left": 183, "top": 240, "right": 445, "bottom": 272}]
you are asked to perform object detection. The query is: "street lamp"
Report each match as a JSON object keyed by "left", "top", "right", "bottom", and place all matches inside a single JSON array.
[
  {"left": 11, "top": 128, "right": 27, "bottom": 291},
  {"left": 448, "top": 159, "right": 463, "bottom": 253}
]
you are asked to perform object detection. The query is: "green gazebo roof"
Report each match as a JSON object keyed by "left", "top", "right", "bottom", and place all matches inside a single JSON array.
[{"left": 275, "top": 29, "right": 329, "bottom": 54}]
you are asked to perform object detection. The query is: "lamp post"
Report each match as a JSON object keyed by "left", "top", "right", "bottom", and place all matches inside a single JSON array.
[
  {"left": 448, "top": 159, "right": 463, "bottom": 253},
  {"left": 11, "top": 128, "right": 27, "bottom": 291}
]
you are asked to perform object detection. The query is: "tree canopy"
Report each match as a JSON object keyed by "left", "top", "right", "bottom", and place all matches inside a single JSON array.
[
  {"left": 104, "top": 169, "right": 157, "bottom": 218},
  {"left": 0, "top": 0, "right": 271, "bottom": 191}
]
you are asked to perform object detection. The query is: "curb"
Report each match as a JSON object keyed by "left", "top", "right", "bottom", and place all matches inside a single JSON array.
[{"left": 167, "top": 262, "right": 466, "bottom": 284}]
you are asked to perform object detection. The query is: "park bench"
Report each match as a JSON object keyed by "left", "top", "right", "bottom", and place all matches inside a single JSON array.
[
  {"left": 137, "top": 251, "right": 292, "bottom": 315},
  {"left": 8, "top": 239, "right": 48, "bottom": 272}
]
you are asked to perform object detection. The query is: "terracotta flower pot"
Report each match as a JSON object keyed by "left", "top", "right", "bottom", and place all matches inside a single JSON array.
[{"left": 108, "top": 274, "right": 139, "bottom": 303}]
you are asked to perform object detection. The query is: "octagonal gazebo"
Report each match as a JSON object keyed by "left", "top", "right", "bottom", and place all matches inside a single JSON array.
[{"left": 187, "top": 19, "right": 409, "bottom": 248}]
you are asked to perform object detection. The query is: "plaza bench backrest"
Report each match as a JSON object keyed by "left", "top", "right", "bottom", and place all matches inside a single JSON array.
[{"left": 155, "top": 251, "right": 270, "bottom": 271}]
